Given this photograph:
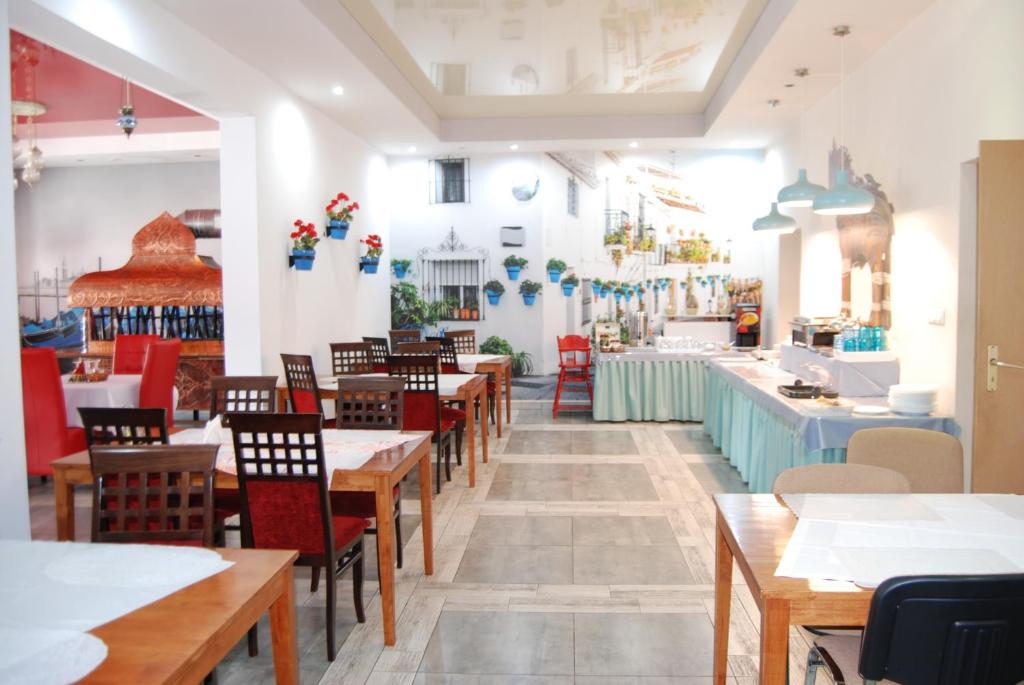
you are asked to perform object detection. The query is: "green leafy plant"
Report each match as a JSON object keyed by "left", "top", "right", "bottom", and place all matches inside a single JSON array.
[
  {"left": 502, "top": 255, "right": 528, "bottom": 269},
  {"left": 603, "top": 231, "right": 626, "bottom": 246},
  {"left": 592, "top": 277, "right": 604, "bottom": 288},
  {"left": 390, "top": 282, "right": 454, "bottom": 329},
  {"left": 479, "top": 335, "right": 533, "bottom": 376},
  {"left": 518, "top": 280, "right": 543, "bottom": 295},
  {"left": 561, "top": 274, "right": 579, "bottom": 286},
  {"left": 390, "top": 258, "right": 412, "bottom": 270},
  {"left": 483, "top": 279, "right": 505, "bottom": 295},
  {"left": 545, "top": 258, "right": 567, "bottom": 272},
  {"left": 613, "top": 285, "right": 626, "bottom": 295}
]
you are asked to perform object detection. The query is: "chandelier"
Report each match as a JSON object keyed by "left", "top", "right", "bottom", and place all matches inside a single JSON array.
[{"left": 11, "top": 36, "right": 47, "bottom": 188}]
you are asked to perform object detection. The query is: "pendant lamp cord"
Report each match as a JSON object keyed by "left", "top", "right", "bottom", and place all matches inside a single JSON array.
[{"left": 840, "top": 30, "right": 845, "bottom": 171}]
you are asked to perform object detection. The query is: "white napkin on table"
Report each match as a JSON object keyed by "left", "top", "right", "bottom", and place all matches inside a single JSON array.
[{"left": 202, "top": 414, "right": 226, "bottom": 445}]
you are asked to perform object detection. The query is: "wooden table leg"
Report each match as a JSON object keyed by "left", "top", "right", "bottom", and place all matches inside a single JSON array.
[
  {"left": 760, "top": 597, "right": 791, "bottom": 685},
  {"left": 374, "top": 475, "right": 398, "bottom": 646},
  {"left": 494, "top": 366, "right": 504, "bottom": 438},
  {"left": 54, "top": 470, "right": 75, "bottom": 542},
  {"left": 418, "top": 453, "right": 434, "bottom": 576},
  {"left": 269, "top": 565, "right": 300, "bottom": 685},
  {"left": 478, "top": 384, "right": 489, "bottom": 464},
  {"left": 504, "top": 363, "right": 512, "bottom": 424},
  {"left": 464, "top": 388, "right": 476, "bottom": 488},
  {"left": 713, "top": 518, "right": 733, "bottom": 685}
]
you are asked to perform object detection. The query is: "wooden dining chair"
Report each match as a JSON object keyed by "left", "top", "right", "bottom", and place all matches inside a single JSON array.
[
  {"left": 444, "top": 329, "right": 477, "bottom": 354},
  {"left": 847, "top": 427, "right": 964, "bottom": 493},
  {"left": 209, "top": 375, "right": 278, "bottom": 425},
  {"left": 387, "top": 354, "right": 454, "bottom": 493},
  {"left": 333, "top": 376, "right": 406, "bottom": 568},
  {"left": 772, "top": 463, "right": 912, "bottom": 494},
  {"left": 330, "top": 342, "right": 374, "bottom": 376},
  {"left": 89, "top": 443, "right": 219, "bottom": 547},
  {"left": 112, "top": 333, "right": 160, "bottom": 374},
  {"left": 428, "top": 335, "right": 496, "bottom": 424},
  {"left": 395, "top": 340, "right": 441, "bottom": 359},
  {"left": 392, "top": 345, "right": 465, "bottom": 466},
  {"left": 226, "top": 412, "right": 366, "bottom": 661},
  {"left": 280, "top": 353, "right": 330, "bottom": 425},
  {"left": 553, "top": 335, "right": 592, "bottom": 419},
  {"left": 78, "top": 407, "right": 169, "bottom": 446},
  {"left": 20, "top": 347, "right": 86, "bottom": 477},
  {"left": 361, "top": 336, "right": 390, "bottom": 373},
  {"left": 389, "top": 328, "right": 421, "bottom": 348},
  {"left": 139, "top": 339, "right": 181, "bottom": 427}
]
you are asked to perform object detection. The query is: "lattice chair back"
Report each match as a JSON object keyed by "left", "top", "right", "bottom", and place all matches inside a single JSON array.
[
  {"left": 329, "top": 342, "right": 374, "bottom": 376},
  {"left": 90, "top": 444, "right": 218, "bottom": 546},
  {"left": 280, "top": 353, "right": 323, "bottom": 417},
  {"left": 361, "top": 337, "right": 390, "bottom": 372},
  {"left": 226, "top": 412, "right": 336, "bottom": 555},
  {"left": 336, "top": 377, "right": 404, "bottom": 430},
  {"left": 389, "top": 329, "right": 421, "bottom": 348},
  {"left": 445, "top": 329, "right": 477, "bottom": 354},
  {"left": 426, "top": 336, "right": 461, "bottom": 374},
  {"left": 79, "top": 407, "right": 169, "bottom": 446},
  {"left": 209, "top": 376, "right": 277, "bottom": 427},
  {"left": 387, "top": 354, "right": 442, "bottom": 435}
]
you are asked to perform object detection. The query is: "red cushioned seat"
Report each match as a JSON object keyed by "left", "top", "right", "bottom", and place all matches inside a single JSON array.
[
  {"left": 441, "top": 406, "right": 466, "bottom": 423},
  {"left": 330, "top": 486, "right": 400, "bottom": 520},
  {"left": 112, "top": 334, "right": 160, "bottom": 374}
]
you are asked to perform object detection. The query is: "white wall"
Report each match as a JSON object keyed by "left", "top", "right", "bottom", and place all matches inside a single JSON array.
[
  {"left": 14, "top": 161, "right": 221, "bottom": 319},
  {"left": 767, "top": 0, "right": 1024, "bottom": 434}
]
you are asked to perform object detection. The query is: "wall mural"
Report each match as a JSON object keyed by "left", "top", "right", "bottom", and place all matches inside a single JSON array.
[{"left": 829, "top": 143, "right": 895, "bottom": 329}]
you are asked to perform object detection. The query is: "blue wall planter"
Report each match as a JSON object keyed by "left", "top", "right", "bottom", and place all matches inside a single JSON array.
[
  {"left": 613, "top": 292, "right": 623, "bottom": 302},
  {"left": 547, "top": 269, "right": 563, "bottom": 283},
  {"left": 505, "top": 265, "right": 522, "bottom": 280},
  {"left": 624, "top": 291, "right": 634, "bottom": 302},
  {"left": 601, "top": 288, "right": 609, "bottom": 299},
  {"left": 360, "top": 257, "right": 380, "bottom": 274},
  {"left": 485, "top": 291, "right": 502, "bottom": 305},
  {"left": 562, "top": 283, "right": 576, "bottom": 296},
  {"left": 393, "top": 264, "right": 408, "bottom": 279},
  {"left": 591, "top": 283, "right": 601, "bottom": 297},
  {"left": 522, "top": 293, "right": 537, "bottom": 306},
  {"left": 326, "top": 218, "right": 349, "bottom": 239},
  {"left": 290, "top": 249, "right": 315, "bottom": 271}
]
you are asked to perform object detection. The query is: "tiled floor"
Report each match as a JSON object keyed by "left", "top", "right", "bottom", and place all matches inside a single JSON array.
[{"left": 27, "top": 402, "right": 825, "bottom": 684}]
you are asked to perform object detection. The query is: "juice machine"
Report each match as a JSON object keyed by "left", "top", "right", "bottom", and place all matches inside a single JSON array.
[{"left": 733, "top": 303, "right": 761, "bottom": 348}]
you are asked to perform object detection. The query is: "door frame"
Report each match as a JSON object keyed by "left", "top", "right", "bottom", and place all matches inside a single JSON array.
[{"left": 955, "top": 158, "right": 978, "bottom": 491}]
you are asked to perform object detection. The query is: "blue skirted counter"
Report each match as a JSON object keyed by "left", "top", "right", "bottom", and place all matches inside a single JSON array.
[{"left": 703, "top": 359, "right": 960, "bottom": 493}]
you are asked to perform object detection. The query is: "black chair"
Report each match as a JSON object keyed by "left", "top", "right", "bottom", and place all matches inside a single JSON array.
[{"left": 805, "top": 574, "right": 1024, "bottom": 685}]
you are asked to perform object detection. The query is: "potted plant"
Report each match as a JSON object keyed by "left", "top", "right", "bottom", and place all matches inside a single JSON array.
[
  {"left": 480, "top": 335, "right": 534, "bottom": 377},
  {"left": 289, "top": 219, "right": 319, "bottom": 271},
  {"left": 503, "top": 255, "right": 528, "bottom": 280},
  {"left": 591, "top": 278, "right": 603, "bottom": 297},
  {"left": 546, "top": 258, "right": 567, "bottom": 284},
  {"left": 518, "top": 279, "right": 543, "bottom": 305},
  {"left": 391, "top": 258, "right": 412, "bottom": 279},
  {"left": 359, "top": 234, "right": 383, "bottom": 273},
  {"left": 391, "top": 282, "right": 455, "bottom": 331},
  {"left": 483, "top": 279, "right": 505, "bottom": 305},
  {"left": 325, "top": 192, "right": 359, "bottom": 239},
  {"left": 624, "top": 288, "right": 634, "bottom": 302},
  {"left": 560, "top": 273, "right": 579, "bottom": 296},
  {"left": 613, "top": 286, "right": 625, "bottom": 302}
]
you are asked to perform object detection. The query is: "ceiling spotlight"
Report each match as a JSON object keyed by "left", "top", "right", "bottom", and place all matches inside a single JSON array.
[
  {"left": 330, "top": 84, "right": 345, "bottom": 96},
  {"left": 407, "top": 146, "right": 417, "bottom": 153},
  {"left": 794, "top": 67, "right": 810, "bottom": 78},
  {"left": 509, "top": 143, "right": 519, "bottom": 150},
  {"left": 767, "top": 99, "right": 781, "bottom": 108}
]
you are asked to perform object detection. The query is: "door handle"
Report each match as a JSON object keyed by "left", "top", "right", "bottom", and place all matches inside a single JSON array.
[{"left": 987, "top": 345, "right": 1024, "bottom": 391}]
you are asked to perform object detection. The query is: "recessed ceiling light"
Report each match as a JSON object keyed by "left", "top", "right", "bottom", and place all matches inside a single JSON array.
[
  {"left": 628, "top": 141, "right": 639, "bottom": 148},
  {"left": 407, "top": 146, "right": 417, "bottom": 153},
  {"left": 330, "top": 84, "right": 345, "bottom": 96},
  {"left": 509, "top": 143, "right": 519, "bottom": 150}
]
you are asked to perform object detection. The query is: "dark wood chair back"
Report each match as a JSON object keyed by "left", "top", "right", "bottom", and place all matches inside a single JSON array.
[
  {"left": 225, "top": 412, "right": 335, "bottom": 557},
  {"left": 426, "top": 336, "right": 461, "bottom": 374},
  {"left": 445, "top": 329, "right": 477, "bottom": 354},
  {"left": 209, "top": 376, "right": 277, "bottom": 426},
  {"left": 361, "top": 337, "right": 390, "bottom": 372},
  {"left": 330, "top": 342, "right": 374, "bottom": 376},
  {"left": 336, "top": 377, "right": 404, "bottom": 430},
  {"left": 389, "top": 329, "right": 421, "bottom": 348},
  {"left": 280, "top": 353, "right": 323, "bottom": 417},
  {"left": 89, "top": 444, "right": 219, "bottom": 546},
  {"left": 78, "top": 407, "right": 169, "bottom": 446},
  {"left": 387, "top": 354, "right": 442, "bottom": 436}
]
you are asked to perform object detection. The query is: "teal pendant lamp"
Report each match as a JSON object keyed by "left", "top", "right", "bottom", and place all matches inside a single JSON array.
[
  {"left": 752, "top": 202, "right": 797, "bottom": 234},
  {"left": 778, "top": 168, "right": 826, "bottom": 207},
  {"left": 813, "top": 25, "right": 873, "bottom": 216}
]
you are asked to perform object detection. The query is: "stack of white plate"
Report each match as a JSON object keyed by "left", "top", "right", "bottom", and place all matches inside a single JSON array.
[{"left": 888, "top": 384, "right": 938, "bottom": 415}]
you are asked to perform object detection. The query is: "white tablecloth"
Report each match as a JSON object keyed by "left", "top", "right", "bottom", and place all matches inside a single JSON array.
[
  {"left": 320, "top": 373, "right": 485, "bottom": 397},
  {"left": 0, "top": 541, "right": 232, "bottom": 684},
  {"left": 457, "top": 354, "right": 503, "bottom": 373},
  {"left": 62, "top": 374, "right": 180, "bottom": 428}
]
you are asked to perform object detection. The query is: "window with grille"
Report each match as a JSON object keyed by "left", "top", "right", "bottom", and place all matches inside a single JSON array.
[
  {"left": 431, "top": 158, "right": 470, "bottom": 204},
  {"left": 423, "top": 258, "right": 483, "bottom": 321},
  {"left": 567, "top": 177, "right": 579, "bottom": 217}
]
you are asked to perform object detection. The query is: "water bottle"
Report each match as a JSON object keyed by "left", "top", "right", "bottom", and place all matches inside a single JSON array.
[
  {"left": 844, "top": 324, "right": 858, "bottom": 352},
  {"left": 858, "top": 325, "right": 872, "bottom": 352}
]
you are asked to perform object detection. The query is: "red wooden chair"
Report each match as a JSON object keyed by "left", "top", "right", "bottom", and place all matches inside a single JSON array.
[
  {"left": 329, "top": 342, "right": 374, "bottom": 376},
  {"left": 139, "top": 339, "right": 181, "bottom": 427},
  {"left": 280, "top": 353, "right": 333, "bottom": 426},
  {"left": 433, "top": 334, "right": 497, "bottom": 425},
  {"left": 393, "top": 343, "right": 466, "bottom": 466},
  {"left": 226, "top": 412, "right": 366, "bottom": 661},
  {"left": 388, "top": 354, "right": 454, "bottom": 493},
  {"left": 112, "top": 334, "right": 160, "bottom": 374},
  {"left": 20, "top": 348, "right": 87, "bottom": 477},
  {"left": 552, "top": 335, "right": 593, "bottom": 419}
]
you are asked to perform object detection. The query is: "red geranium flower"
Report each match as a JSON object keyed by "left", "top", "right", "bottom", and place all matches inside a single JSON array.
[{"left": 352, "top": 202, "right": 360, "bottom": 210}]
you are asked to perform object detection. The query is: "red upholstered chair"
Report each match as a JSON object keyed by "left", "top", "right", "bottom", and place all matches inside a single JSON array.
[
  {"left": 280, "top": 353, "right": 332, "bottom": 426},
  {"left": 388, "top": 354, "right": 454, "bottom": 493},
  {"left": 20, "top": 348, "right": 87, "bottom": 477},
  {"left": 112, "top": 334, "right": 160, "bottom": 374},
  {"left": 442, "top": 330, "right": 497, "bottom": 424},
  {"left": 394, "top": 343, "right": 466, "bottom": 466},
  {"left": 553, "top": 335, "right": 593, "bottom": 419},
  {"left": 362, "top": 336, "right": 390, "bottom": 373},
  {"left": 227, "top": 412, "right": 366, "bottom": 661},
  {"left": 332, "top": 377, "right": 406, "bottom": 568},
  {"left": 139, "top": 339, "right": 181, "bottom": 427}
]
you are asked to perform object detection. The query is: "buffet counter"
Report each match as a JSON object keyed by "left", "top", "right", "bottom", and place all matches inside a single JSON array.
[{"left": 703, "top": 358, "right": 959, "bottom": 492}]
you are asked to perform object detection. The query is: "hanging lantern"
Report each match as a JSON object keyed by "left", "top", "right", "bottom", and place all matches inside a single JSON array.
[{"left": 117, "top": 78, "right": 137, "bottom": 138}]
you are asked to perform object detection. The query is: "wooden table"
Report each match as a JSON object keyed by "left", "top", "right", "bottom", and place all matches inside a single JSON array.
[
  {"left": 50, "top": 432, "right": 435, "bottom": 647},
  {"left": 713, "top": 494, "right": 871, "bottom": 684},
  {"left": 84, "top": 547, "right": 299, "bottom": 684},
  {"left": 467, "top": 355, "right": 513, "bottom": 438}
]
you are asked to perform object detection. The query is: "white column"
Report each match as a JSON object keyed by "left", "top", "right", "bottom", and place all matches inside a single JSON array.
[{"left": 0, "top": 0, "right": 31, "bottom": 539}]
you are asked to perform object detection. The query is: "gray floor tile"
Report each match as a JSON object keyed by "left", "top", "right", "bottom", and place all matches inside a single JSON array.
[
  {"left": 570, "top": 464, "right": 650, "bottom": 482},
  {"left": 574, "top": 613, "right": 714, "bottom": 677},
  {"left": 487, "top": 479, "right": 574, "bottom": 502},
  {"left": 469, "top": 516, "right": 573, "bottom": 547},
  {"left": 574, "top": 677, "right": 713, "bottom": 684},
  {"left": 419, "top": 612, "right": 575, "bottom": 676},
  {"left": 665, "top": 430, "right": 719, "bottom": 455},
  {"left": 571, "top": 431, "right": 639, "bottom": 455},
  {"left": 686, "top": 463, "right": 749, "bottom": 495},
  {"left": 572, "top": 545, "right": 694, "bottom": 585},
  {"left": 493, "top": 463, "right": 574, "bottom": 482},
  {"left": 415, "top": 676, "right": 574, "bottom": 685},
  {"left": 572, "top": 516, "right": 676, "bottom": 546},
  {"left": 456, "top": 545, "right": 573, "bottom": 584},
  {"left": 503, "top": 431, "right": 573, "bottom": 454},
  {"left": 571, "top": 478, "right": 659, "bottom": 502}
]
